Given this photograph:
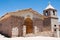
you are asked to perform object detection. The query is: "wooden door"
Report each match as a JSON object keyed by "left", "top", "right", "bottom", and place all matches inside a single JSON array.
[{"left": 24, "top": 18, "right": 33, "bottom": 34}]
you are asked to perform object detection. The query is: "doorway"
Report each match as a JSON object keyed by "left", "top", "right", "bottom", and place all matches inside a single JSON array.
[
  {"left": 12, "top": 27, "right": 18, "bottom": 37},
  {"left": 24, "top": 18, "right": 33, "bottom": 34}
]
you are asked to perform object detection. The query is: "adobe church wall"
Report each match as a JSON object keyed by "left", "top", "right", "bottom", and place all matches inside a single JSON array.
[
  {"left": 0, "top": 16, "right": 13, "bottom": 37},
  {"left": 43, "top": 18, "right": 51, "bottom": 31},
  {"left": 0, "top": 16, "right": 24, "bottom": 37},
  {"left": 33, "top": 18, "right": 43, "bottom": 32}
]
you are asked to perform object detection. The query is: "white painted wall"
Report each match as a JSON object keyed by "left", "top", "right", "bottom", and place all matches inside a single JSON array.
[
  {"left": 23, "top": 25, "right": 26, "bottom": 36},
  {"left": 34, "top": 26, "right": 38, "bottom": 34},
  {"left": 12, "top": 27, "right": 18, "bottom": 37},
  {"left": 50, "top": 11, "right": 57, "bottom": 17},
  {"left": 51, "top": 18, "right": 59, "bottom": 37},
  {"left": 21, "top": 13, "right": 33, "bottom": 20}
]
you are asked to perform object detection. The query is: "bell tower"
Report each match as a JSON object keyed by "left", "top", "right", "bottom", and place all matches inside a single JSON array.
[
  {"left": 43, "top": 3, "right": 59, "bottom": 37},
  {"left": 43, "top": 3, "right": 57, "bottom": 17}
]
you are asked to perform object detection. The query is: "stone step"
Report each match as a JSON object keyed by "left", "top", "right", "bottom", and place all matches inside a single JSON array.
[{"left": 25, "top": 31, "right": 52, "bottom": 37}]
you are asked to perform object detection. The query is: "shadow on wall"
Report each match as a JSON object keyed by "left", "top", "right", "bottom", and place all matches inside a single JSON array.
[{"left": 0, "top": 32, "right": 11, "bottom": 38}]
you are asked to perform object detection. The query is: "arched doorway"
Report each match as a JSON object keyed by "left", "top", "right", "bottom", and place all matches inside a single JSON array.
[
  {"left": 24, "top": 18, "right": 33, "bottom": 34},
  {"left": 12, "top": 27, "right": 18, "bottom": 37}
]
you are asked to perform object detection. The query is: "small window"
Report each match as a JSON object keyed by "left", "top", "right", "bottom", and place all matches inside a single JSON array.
[
  {"left": 54, "top": 25, "right": 56, "bottom": 31},
  {"left": 45, "top": 11, "right": 48, "bottom": 16},
  {"left": 54, "top": 29, "right": 56, "bottom": 31},
  {"left": 54, "top": 25, "right": 56, "bottom": 27},
  {"left": 53, "top": 11, "right": 55, "bottom": 15},
  {"left": 46, "top": 13, "right": 48, "bottom": 16}
]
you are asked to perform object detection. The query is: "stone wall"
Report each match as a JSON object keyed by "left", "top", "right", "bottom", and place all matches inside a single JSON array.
[
  {"left": 33, "top": 18, "right": 43, "bottom": 32},
  {"left": 0, "top": 9, "right": 46, "bottom": 37},
  {"left": 0, "top": 16, "right": 24, "bottom": 37},
  {"left": 43, "top": 18, "right": 51, "bottom": 31}
]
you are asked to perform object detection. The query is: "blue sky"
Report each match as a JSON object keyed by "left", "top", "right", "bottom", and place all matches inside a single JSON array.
[{"left": 0, "top": 0, "right": 60, "bottom": 21}]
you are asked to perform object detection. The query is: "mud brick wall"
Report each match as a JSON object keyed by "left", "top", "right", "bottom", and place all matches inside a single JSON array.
[
  {"left": 43, "top": 18, "right": 51, "bottom": 31},
  {"left": 0, "top": 16, "right": 24, "bottom": 37},
  {"left": 33, "top": 18, "right": 43, "bottom": 32}
]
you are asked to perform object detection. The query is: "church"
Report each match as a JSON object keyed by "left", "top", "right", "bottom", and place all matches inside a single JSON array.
[{"left": 0, "top": 3, "right": 59, "bottom": 38}]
